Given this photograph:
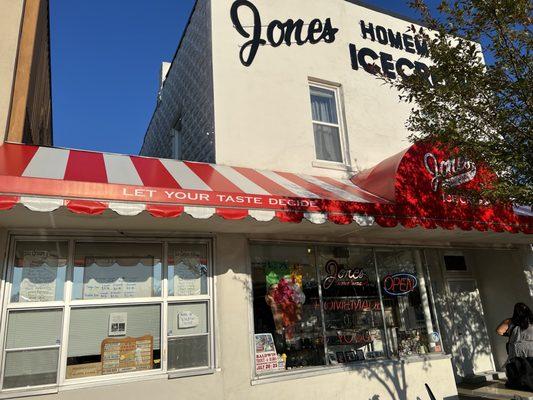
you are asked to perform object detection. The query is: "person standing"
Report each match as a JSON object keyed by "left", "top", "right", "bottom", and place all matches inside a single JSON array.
[{"left": 497, "top": 303, "right": 533, "bottom": 390}]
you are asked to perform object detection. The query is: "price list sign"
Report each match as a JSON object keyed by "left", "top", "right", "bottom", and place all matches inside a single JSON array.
[{"left": 101, "top": 336, "right": 153, "bottom": 375}]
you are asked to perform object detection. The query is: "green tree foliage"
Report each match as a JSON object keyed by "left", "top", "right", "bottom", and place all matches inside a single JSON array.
[{"left": 390, "top": 0, "right": 532, "bottom": 205}]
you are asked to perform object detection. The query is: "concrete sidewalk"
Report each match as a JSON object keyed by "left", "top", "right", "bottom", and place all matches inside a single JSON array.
[{"left": 458, "top": 380, "right": 533, "bottom": 400}]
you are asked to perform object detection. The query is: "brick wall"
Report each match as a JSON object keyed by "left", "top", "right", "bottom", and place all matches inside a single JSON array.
[{"left": 140, "top": 0, "right": 215, "bottom": 162}]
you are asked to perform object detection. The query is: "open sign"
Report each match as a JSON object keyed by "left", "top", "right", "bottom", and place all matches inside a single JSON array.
[{"left": 383, "top": 273, "right": 418, "bottom": 296}]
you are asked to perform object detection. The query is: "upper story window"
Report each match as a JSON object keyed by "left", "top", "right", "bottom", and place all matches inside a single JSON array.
[{"left": 309, "top": 85, "right": 344, "bottom": 164}]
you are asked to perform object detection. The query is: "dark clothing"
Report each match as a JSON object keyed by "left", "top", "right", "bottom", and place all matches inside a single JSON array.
[
  {"left": 508, "top": 324, "right": 533, "bottom": 359},
  {"left": 506, "top": 323, "right": 533, "bottom": 391},
  {"left": 506, "top": 357, "right": 533, "bottom": 391}
]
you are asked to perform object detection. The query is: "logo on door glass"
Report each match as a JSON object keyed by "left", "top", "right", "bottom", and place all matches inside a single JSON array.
[{"left": 323, "top": 260, "right": 369, "bottom": 290}]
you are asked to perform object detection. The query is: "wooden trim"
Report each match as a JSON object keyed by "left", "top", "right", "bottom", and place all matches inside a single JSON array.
[{"left": 7, "top": 0, "right": 51, "bottom": 144}]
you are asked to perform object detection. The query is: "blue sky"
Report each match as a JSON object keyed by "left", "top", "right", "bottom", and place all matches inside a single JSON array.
[{"left": 50, "top": 1, "right": 436, "bottom": 155}]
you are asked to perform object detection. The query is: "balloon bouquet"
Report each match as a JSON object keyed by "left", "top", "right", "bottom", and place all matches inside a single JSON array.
[{"left": 265, "top": 263, "right": 306, "bottom": 340}]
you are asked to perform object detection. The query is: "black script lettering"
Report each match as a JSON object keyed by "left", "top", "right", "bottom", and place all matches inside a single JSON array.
[
  {"left": 375, "top": 25, "right": 388, "bottom": 45},
  {"left": 230, "top": 0, "right": 266, "bottom": 67},
  {"left": 308, "top": 19, "right": 324, "bottom": 44},
  {"left": 231, "top": 0, "right": 338, "bottom": 66},
  {"left": 281, "top": 19, "right": 306, "bottom": 45},
  {"left": 266, "top": 20, "right": 285, "bottom": 47},
  {"left": 321, "top": 18, "right": 338, "bottom": 44},
  {"left": 360, "top": 20, "right": 375, "bottom": 41}
]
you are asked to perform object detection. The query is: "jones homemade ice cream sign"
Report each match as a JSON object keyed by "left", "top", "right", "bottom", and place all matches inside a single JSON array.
[{"left": 230, "top": 0, "right": 434, "bottom": 84}]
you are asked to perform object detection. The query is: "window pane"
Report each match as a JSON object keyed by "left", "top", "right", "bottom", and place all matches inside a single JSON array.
[
  {"left": 310, "top": 86, "right": 338, "bottom": 124},
  {"left": 317, "top": 246, "right": 387, "bottom": 364},
  {"left": 168, "top": 243, "right": 208, "bottom": 297},
  {"left": 168, "top": 336, "right": 209, "bottom": 370},
  {"left": 3, "top": 348, "right": 59, "bottom": 389},
  {"left": 251, "top": 244, "right": 325, "bottom": 373},
  {"left": 73, "top": 242, "right": 162, "bottom": 300},
  {"left": 376, "top": 249, "right": 433, "bottom": 357},
  {"left": 67, "top": 305, "right": 161, "bottom": 379},
  {"left": 11, "top": 241, "right": 68, "bottom": 303},
  {"left": 313, "top": 124, "right": 343, "bottom": 163},
  {"left": 6, "top": 309, "right": 62, "bottom": 349},
  {"left": 168, "top": 302, "right": 208, "bottom": 337}
]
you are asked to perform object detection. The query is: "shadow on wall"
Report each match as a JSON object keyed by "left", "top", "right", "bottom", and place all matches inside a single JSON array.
[
  {"left": 360, "top": 358, "right": 437, "bottom": 400},
  {"left": 436, "top": 285, "right": 494, "bottom": 377},
  {"left": 360, "top": 360, "right": 410, "bottom": 400}
]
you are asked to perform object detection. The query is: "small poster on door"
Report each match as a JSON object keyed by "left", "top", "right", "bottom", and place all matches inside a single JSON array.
[{"left": 108, "top": 312, "right": 127, "bottom": 336}]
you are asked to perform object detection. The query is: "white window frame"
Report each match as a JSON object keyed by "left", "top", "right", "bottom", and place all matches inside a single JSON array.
[
  {"left": 0, "top": 235, "right": 215, "bottom": 396},
  {"left": 308, "top": 81, "right": 351, "bottom": 169}
]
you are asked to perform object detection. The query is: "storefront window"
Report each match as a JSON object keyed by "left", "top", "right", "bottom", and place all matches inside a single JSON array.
[
  {"left": 168, "top": 244, "right": 208, "bottom": 297},
  {"left": 66, "top": 305, "right": 161, "bottom": 379},
  {"left": 250, "top": 243, "right": 442, "bottom": 375},
  {"left": 317, "top": 246, "right": 387, "bottom": 364},
  {"left": 73, "top": 243, "right": 162, "bottom": 300},
  {"left": 376, "top": 249, "right": 438, "bottom": 357},
  {"left": 167, "top": 302, "right": 210, "bottom": 370},
  {"left": 10, "top": 241, "right": 68, "bottom": 303},
  {"left": 251, "top": 244, "right": 325, "bottom": 374},
  {"left": 1, "top": 238, "right": 213, "bottom": 392},
  {"left": 2, "top": 309, "right": 62, "bottom": 389}
]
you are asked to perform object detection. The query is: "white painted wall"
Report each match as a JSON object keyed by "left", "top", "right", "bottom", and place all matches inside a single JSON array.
[
  {"left": 466, "top": 247, "right": 533, "bottom": 370},
  {"left": 211, "top": 0, "right": 426, "bottom": 177}
]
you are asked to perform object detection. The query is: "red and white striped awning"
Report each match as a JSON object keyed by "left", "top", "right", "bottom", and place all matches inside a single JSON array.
[
  {"left": 0, "top": 142, "right": 530, "bottom": 233},
  {"left": 0, "top": 143, "right": 387, "bottom": 225}
]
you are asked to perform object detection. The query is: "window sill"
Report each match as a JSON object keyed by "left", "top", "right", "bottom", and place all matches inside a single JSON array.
[
  {"left": 311, "top": 160, "right": 355, "bottom": 172},
  {"left": 251, "top": 353, "right": 451, "bottom": 385},
  {"left": 0, "top": 368, "right": 217, "bottom": 398},
  {"left": 399, "top": 352, "right": 451, "bottom": 364},
  {"left": 168, "top": 367, "right": 215, "bottom": 379},
  {"left": 0, "top": 387, "right": 58, "bottom": 399}
]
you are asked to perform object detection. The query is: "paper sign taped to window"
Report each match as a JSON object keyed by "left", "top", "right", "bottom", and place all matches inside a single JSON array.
[
  {"left": 108, "top": 312, "right": 127, "bottom": 336},
  {"left": 83, "top": 257, "right": 153, "bottom": 299},
  {"left": 178, "top": 311, "right": 200, "bottom": 329},
  {"left": 254, "top": 333, "right": 279, "bottom": 374},
  {"left": 19, "top": 266, "right": 57, "bottom": 302},
  {"left": 173, "top": 252, "right": 206, "bottom": 296}
]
